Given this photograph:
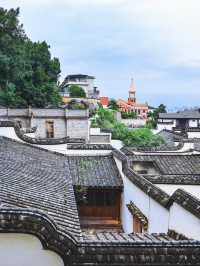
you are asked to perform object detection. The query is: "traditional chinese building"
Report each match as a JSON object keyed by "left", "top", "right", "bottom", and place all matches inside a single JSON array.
[
  {"left": 1, "top": 117, "right": 200, "bottom": 265},
  {"left": 157, "top": 108, "right": 200, "bottom": 138},
  {"left": 0, "top": 135, "right": 200, "bottom": 265}
]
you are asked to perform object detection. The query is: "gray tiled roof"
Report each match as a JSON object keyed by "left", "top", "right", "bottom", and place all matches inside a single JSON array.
[
  {"left": 128, "top": 154, "right": 200, "bottom": 175},
  {"left": 113, "top": 149, "right": 200, "bottom": 220},
  {"left": 146, "top": 174, "right": 200, "bottom": 185},
  {"left": 0, "top": 137, "right": 81, "bottom": 238},
  {"left": 127, "top": 153, "right": 200, "bottom": 184},
  {"left": 159, "top": 109, "right": 200, "bottom": 119},
  {"left": 82, "top": 232, "right": 191, "bottom": 243},
  {"left": 67, "top": 155, "right": 123, "bottom": 188},
  {"left": 157, "top": 129, "right": 185, "bottom": 143}
]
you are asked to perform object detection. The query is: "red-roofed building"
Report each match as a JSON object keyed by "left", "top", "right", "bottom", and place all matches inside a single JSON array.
[
  {"left": 117, "top": 79, "right": 149, "bottom": 120},
  {"left": 100, "top": 96, "right": 109, "bottom": 108}
]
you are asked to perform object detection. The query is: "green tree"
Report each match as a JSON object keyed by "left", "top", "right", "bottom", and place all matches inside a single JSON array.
[
  {"left": 68, "top": 85, "right": 86, "bottom": 98},
  {"left": 0, "top": 7, "right": 61, "bottom": 107},
  {"left": 91, "top": 107, "right": 164, "bottom": 147},
  {"left": 121, "top": 111, "right": 137, "bottom": 119},
  {"left": 0, "top": 83, "right": 24, "bottom": 107},
  {"left": 91, "top": 107, "right": 115, "bottom": 128},
  {"left": 108, "top": 99, "right": 119, "bottom": 111},
  {"left": 147, "top": 104, "right": 167, "bottom": 129}
]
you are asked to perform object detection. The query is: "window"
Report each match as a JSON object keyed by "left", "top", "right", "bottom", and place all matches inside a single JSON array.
[
  {"left": 132, "top": 161, "right": 161, "bottom": 175},
  {"left": 46, "top": 121, "right": 54, "bottom": 138}
]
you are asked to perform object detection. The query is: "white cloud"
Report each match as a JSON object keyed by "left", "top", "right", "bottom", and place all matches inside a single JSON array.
[
  {"left": 1, "top": 0, "right": 200, "bottom": 108},
  {"left": 3, "top": 0, "right": 200, "bottom": 68},
  {"left": 120, "top": 1, "right": 200, "bottom": 66}
]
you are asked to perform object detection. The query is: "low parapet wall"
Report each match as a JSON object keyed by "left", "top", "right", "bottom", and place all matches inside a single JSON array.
[
  {"left": 0, "top": 108, "right": 89, "bottom": 119},
  {"left": 89, "top": 134, "right": 111, "bottom": 144}
]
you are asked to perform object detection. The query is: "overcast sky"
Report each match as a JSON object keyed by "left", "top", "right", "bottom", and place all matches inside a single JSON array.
[{"left": 1, "top": 0, "right": 200, "bottom": 110}]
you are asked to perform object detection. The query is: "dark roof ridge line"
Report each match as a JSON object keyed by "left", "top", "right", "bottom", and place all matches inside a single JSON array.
[
  {"left": 167, "top": 189, "right": 200, "bottom": 219},
  {"left": 0, "top": 207, "right": 78, "bottom": 243},
  {"left": 0, "top": 207, "right": 78, "bottom": 264},
  {"left": 113, "top": 149, "right": 170, "bottom": 207},
  {"left": 113, "top": 149, "right": 200, "bottom": 220},
  {"left": 130, "top": 149, "right": 198, "bottom": 155}
]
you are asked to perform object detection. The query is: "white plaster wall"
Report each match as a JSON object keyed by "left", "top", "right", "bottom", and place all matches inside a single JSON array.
[
  {"left": 169, "top": 203, "right": 200, "bottom": 240},
  {"left": 188, "top": 131, "right": 200, "bottom": 138},
  {"left": 157, "top": 184, "right": 200, "bottom": 199},
  {"left": 121, "top": 119, "right": 146, "bottom": 128},
  {"left": 0, "top": 127, "right": 22, "bottom": 141},
  {"left": 31, "top": 118, "right": 46, "bottom": 138},
  {"left": 157, "top": 120, "right": 175, "bottom": 131},
  {"left": 178, "top": 142, "right": 194, "bottom": 151},
  {"left": 111, "top": 140, "right": 123, "bottom": 150},
  {"left": 54, "top": 119, "right": 67, "bottom": 138},
  {"left": 90, "top": 128, "right": 101, "bottom": 134},
  {"left": 148, "top": 197, "right": 169, "bottom": 233},
  {"left": 0, "top": 234, "right": 64, "bottom": 266},
  {"left": 189, "top": 119, "right": 198, "bottom": 127},
  {"left": 157, "top": 124, "right": 172, "bottom": 131},
  {"left": 114, "top": 157, "right": 169, "bottom": 234}
]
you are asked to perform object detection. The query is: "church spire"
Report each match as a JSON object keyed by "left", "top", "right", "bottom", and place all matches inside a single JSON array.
[
  {"left": 128, "top": 78, "right": 136, "bottom": 104},
  {"left": 129, "top": 78, "right": 136, "bottom": 93}
]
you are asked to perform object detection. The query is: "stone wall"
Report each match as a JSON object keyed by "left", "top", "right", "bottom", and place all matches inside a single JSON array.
[
  {"left": 31, "top": 118, "right": 67, "bottom": 139},
  {"left": 0, "top": 108, "right": 89, "bottom": 140},
  {"left": 67, "top": 119, "right": 89, "bottom": 140}
]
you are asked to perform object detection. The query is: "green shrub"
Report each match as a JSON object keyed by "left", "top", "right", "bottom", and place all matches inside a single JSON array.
[
  {"left": 68, "top": 85, "right": 86, "bottom": 98},
  {"left": 91, "top": 107, "right": 164, "bottom": 147},
  {"left": 121, "top": 111, "right": 137, "bottom": 119},
  {"left": 67, "top": 99, "right": 88, "bottom": 110}
]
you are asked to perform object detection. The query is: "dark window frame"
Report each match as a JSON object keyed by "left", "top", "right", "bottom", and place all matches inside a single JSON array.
[{"left": 46, "top": 120, "right": 54, "bottom": 138}]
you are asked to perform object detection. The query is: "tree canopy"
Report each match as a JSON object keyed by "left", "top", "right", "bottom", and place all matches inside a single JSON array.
[
  {"left": 68, "top": 85, "right": 86, "bottom": 98},
  {"left": 0, "top": 7, "right": 61, "bottom": 107},
  {"left": 91, "top": 107, "right": 164, "bottom": 147},
  {"left": 121, "top": 111, "right": 137, "bottom": 119},
  {"left": 108, "top": 99, "right": 119, "bottom": 111},
  {"left": 147, "top": 104, "right": 167, "bottom": 128}
]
